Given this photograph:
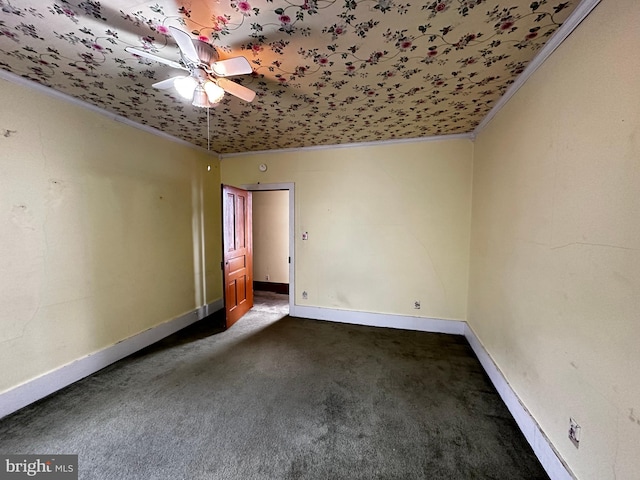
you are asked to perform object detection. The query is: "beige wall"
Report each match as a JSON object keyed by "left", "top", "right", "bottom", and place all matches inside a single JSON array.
[
  {"left": 468, "top": 1, "right": 640, "bottom": 479},
  {"left": 0, "top": 78, "right": 222, "bottom": 394},
  {"left": 5, "top": 2, "right": 637, "bottom": 477},
  {"left": 221, "top": 139, "right": 473, "bottom": 320},
  {"left": 252, "top": 190, "right": 290, "bottom": 284}
]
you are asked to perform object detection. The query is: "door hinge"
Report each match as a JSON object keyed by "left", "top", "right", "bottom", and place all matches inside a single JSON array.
[
  {"left": 221, "top": 261, "right": 224, "bottom": 270},
  {"left": 288, "top": 256, "right": 291, "bottom": 264}
]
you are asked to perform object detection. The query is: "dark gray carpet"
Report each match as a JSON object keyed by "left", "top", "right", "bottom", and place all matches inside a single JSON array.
[{"left": 0, "top": 293, "right": 548, "bottom": 479}]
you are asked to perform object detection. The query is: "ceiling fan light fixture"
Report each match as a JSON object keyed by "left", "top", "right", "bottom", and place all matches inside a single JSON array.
[
  {"left": 204, "top": 81, "right": 225, "bottom": 105},
  {"left": 174, "top": 76, "right": 197, "bottom": 99},
  {"left": 192, "top": 86, "right": 211, "bottom": 108}
]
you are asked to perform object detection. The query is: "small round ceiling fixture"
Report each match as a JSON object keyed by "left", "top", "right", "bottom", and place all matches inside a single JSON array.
[{"left": 259, "top": 163, "right": 268, "bottom": 172}]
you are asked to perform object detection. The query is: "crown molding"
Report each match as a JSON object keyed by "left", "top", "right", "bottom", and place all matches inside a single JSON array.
[
  {"left": 473, "top": 0, "right": 602, "bottom": 136},
  {"left": 1, "top": 0, "right": 601, "bottom": 158},
  {"left": 0, "top": 69, "right": 220, "bottom": 157},
  {"left": 219, "top": 133, "right": 474, "bottom": 159}
]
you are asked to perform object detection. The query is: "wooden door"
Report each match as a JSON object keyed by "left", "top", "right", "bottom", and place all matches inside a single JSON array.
[{"left": 222, "top": 185, "right": 253, "bottom": 328}]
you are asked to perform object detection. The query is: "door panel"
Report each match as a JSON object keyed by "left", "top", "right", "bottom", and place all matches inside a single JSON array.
[
  {"left": 228, "top": 256, "right": 246, "bottom": 273},
  {"left": 222, "top": 185, "right": 253, "bottom": 328}
]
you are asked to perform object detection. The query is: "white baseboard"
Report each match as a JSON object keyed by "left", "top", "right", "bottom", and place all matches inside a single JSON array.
[
  {"left": 291, "top": 304, "right": 573, "bottom": 480},
  {"left": 0, "top": 299, "right": 223, "bottom": 420},
  {"left": 464, "top": 324, "right": 575, "bottom": 480},
  {"left": 1, "top": 300, "right": 574, "bottom": 480},
  {"left": 290, "top": 304, "right": 466, "bottom": 335}
]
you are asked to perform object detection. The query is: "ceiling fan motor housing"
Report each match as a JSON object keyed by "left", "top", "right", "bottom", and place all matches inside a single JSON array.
[{"left": 192, "top": 40, "right": 219, "bottom": 67}]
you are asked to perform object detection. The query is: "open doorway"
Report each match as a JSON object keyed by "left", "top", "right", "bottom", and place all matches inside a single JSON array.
[
  {"left": 252, "top": 190, "right": 289, "bottom": 294},
  {"left": 243, "top": 183, "right": 294, "bottom": 316}
]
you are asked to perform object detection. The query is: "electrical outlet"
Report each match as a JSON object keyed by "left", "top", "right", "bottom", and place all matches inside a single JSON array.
[
  {"left": 569, "top": 418, "right": 581, "bottom": 448},
  {"left": 302, "top": 291, "right": 308, "bottom": 300},
  {"left": 266, "top": 274, "right": 270, "bottom": 281},
  {"left": 414, "top": 300, "right": 421, "bottom": 309}
]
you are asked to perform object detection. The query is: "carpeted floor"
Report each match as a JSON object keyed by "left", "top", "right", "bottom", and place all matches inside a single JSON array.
[{"left": 0, "top": 292, "right": 549, "bottom": 479}]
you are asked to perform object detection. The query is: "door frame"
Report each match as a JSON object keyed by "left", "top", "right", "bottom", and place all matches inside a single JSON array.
[{"left": 242, "top": 182, "right": 295, "bottom": 315}]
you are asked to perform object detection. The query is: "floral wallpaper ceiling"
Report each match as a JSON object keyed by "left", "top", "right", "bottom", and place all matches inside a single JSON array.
[{"left": 0, "top": 0, "right": 578, "bottom": 154}]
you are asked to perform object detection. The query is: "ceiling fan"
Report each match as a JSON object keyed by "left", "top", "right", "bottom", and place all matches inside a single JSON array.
[{"left": 125, "top": 26, "right": 256, "bottom": 107}]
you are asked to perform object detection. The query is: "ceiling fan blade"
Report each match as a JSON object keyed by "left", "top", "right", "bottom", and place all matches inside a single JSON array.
[
  {"left": 125, "top": 47, "right": 185, "bottom": 71},
  {"left": 217, "top": 78, "right": 256, "bottom": 103},
  {"left": 152, "top": 77, "right": 183, "bottom": 89},
  {"left": 211, "top": 56, "right": 253, "bottom": 77},
  {"left": 169, "top": 26, "right": 199, "bottom": 63}
]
